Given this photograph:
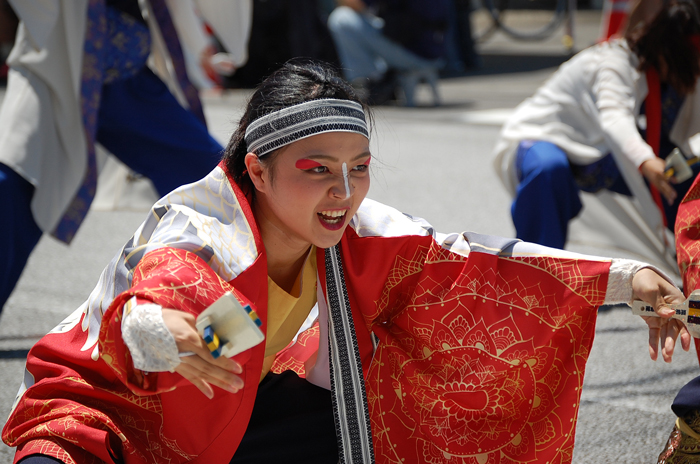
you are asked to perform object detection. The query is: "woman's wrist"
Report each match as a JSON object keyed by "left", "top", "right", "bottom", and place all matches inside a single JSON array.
[
  {"left": 122, "top": 296, "right": 181, "bottom": 373},
  {"left": 606, "top": 259, "right": 655, "bottom": 305}
]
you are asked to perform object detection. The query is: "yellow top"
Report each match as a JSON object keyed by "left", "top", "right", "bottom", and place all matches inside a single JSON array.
[{"left": 260, "top": 247, "right": 317, "bottom": 380}]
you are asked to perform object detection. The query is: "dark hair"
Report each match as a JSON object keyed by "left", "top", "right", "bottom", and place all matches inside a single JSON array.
[
  {"left": 627, "top": 0, "right": 700, "bottom": 95},
  {"left": 222, "top": 58, "right": 371, "bottom": 196}
]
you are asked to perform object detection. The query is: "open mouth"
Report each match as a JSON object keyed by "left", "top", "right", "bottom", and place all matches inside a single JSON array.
[{"left": 318, "top": 210, "right": 347, "bottom": 230}]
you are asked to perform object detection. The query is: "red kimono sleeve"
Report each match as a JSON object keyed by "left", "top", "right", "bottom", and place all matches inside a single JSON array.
[
  {"left": 98, "top": 246, "right": 244, "bottom": 395},
  {"left": 341, "top": 233, "right": 612, "bottom": 464}
]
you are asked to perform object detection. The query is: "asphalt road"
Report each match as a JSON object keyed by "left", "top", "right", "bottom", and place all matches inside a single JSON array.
[{"left": 0, "top": 9, "right": 697, "bottom": 463}]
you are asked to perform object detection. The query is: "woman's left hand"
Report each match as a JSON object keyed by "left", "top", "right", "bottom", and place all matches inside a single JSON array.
[
  {"left": 640, "top": 157, "right": 677, "bottom": 205},
  {"left": 633, "top": 268, "right": 691, "bottom": 362}
]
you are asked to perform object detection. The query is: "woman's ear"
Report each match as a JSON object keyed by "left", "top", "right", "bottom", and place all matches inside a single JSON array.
[{"left": 245, "top": 153, "right": 266, "bottom": 193}]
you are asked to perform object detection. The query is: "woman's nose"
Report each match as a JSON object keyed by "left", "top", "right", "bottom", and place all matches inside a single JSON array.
[{"left": 330, "top": 169, "right": 352, "bottom": 199}]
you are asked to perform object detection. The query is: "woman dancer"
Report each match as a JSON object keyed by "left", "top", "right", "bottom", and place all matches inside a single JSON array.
[{"left": 2, "top": 59, "right": 689, "bottom": 464}]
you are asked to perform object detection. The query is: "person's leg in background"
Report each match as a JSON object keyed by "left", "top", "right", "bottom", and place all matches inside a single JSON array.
[
  {"left": 327, "top": 6, "right": 386, "bottom": 83},
  {"left": 0, "top": 163, "right": 43, "bottom": 313},
  {"left": 327, "top": 6, "right": 438, "bottom": 82},
  {"left": 511, "top": 140, "right": 582, "bottom": 249},
  {"left": 96, "top": 67, "right": 223, "bottom": 196}
]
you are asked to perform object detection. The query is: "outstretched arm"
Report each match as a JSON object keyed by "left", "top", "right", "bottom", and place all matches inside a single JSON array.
[{"left": 505, "top": 240, "right": 689, "bottom": 362}]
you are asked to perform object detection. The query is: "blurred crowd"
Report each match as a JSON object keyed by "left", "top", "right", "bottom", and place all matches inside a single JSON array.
[{"left": 0, "top": 0, "right": 479, "bottom": 103}]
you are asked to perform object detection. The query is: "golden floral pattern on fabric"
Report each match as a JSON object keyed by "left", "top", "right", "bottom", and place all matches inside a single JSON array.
[
  {"left": 505, "top": 256, "right": 608, "bottom": 307},
  {"left": 676, "top": 198, "right": 700, "bottom": 292},
  {"left": 101, "top": 247, "right": 235, "bottom": 392},
  {"left": 374, "top": 245, "right": 431, "bottom": 321},
  {"left": 19, "top": 438, "right": 84, "bottom": 464},
  {"left": 132, "top": 249, "right": 231, "bottom": 310},
  {"left": 5, "top": 247, "right": 239, "bottom": 463},
  {"left": 156, "top": 167, "right": 258, "bottom": 282},
  {"left": 366, "top": 250, "right": 607, "bottom": 464},
  {"left": 4, "top": 375, "right": 193, "bottom": 463},
  {"left": 271, "top": 324, "right": 321, "bottom": 376}
]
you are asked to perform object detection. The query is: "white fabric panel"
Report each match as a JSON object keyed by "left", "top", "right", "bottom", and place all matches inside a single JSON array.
[{"left": 351, "top": 198, "right": 433, "bottom": 238}]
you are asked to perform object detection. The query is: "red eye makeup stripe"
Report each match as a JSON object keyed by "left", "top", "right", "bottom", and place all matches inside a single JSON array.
[
  {"left": 295, "top": 159, "right": 323, "bottom": 170},
  {"left": 361, "top": 157, "right": 372, "bottom": 166}
]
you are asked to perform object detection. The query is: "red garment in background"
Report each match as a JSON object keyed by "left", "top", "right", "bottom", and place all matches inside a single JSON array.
[
  {"left": 675, "top": 173, "right": 700, "bottom": 366},
  {"left": 599, "top": 0, "right": 629, "bottom": 41}
]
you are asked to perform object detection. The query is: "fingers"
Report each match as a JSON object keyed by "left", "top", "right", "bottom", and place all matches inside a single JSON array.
[
  {"left": 632, "top": 269, "right": 682, "bottom": 314},
  {"left": 633, "top": 269, "right": 691, "bottom": 362},
  {"left": 183, "top": 341, "right": 243, "bottom": 373},
  {"left": 680, "top": 324, "right": 692, "bottom": 352},
  {"left": 643, "top": 317, "right": 661, "bottom": 361},
  {"left": 660, "top": 320, "right": 679, "bottom": 362},
  {"left": 162, "top": 308, "right": 245, "bottom": 398},
  {"left": 657, "top": 178, "right": 677, "bottom": 205},
  {"left": 644, "top": 316, "right": 686, "bottom": 363},
  {"left": 176, "top": 330, "right": 244, "bottom": 399},
  {"left": 177, "top": 356, "right": 245, "bottom": 398},
  {"left": 640, "top": 158, "right": 678, "bottom": 205},
  {"left": 176, "top": 364, "right": 215, "bottom": 399},
  {"left": 653, "top": 293, "right": 676, "bottom": 319}
]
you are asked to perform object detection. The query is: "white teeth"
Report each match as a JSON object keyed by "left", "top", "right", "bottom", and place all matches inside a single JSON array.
[{"left": 319, "top": 210, "right": 346, "bottom": 218}]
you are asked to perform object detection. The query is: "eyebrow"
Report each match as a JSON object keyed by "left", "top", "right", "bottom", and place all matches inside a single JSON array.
[{"left": 304, "top": 152, "right": 372, "bottom": 162}]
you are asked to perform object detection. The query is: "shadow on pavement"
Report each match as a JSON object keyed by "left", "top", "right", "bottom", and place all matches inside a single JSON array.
[
  {"left": 584, "top": 365, "right": 699, "bottom": 390},
  {"left": 452, "top": 52, "right": 572, "bottom": 77},
  {"left": 0, "top": 349, "right": 29, "bottom": 359}
]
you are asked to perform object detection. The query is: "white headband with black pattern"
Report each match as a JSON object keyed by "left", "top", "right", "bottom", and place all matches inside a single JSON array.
[{"left": 244, "top": 99, "right": 369, "bottom": 157}]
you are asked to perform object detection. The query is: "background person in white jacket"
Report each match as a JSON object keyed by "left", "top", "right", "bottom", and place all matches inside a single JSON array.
[
  {"left": 0, "top": 0, "right": 252, "bottom": 316},
  {"left": 493, "top": 0, "right": 700, "bottom": 254}
]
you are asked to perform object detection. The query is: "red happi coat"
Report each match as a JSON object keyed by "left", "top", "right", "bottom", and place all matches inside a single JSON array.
[{"left": 3, "top": 164, "right": 611, "bottom": 464}]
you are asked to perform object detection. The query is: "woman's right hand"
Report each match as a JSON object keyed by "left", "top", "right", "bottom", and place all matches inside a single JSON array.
[
  {"left": 640, "top": 157, "right": 677, "bottom": 205},
  {"left": 161, "top": 309, "right": 244, "bottom": 399}
]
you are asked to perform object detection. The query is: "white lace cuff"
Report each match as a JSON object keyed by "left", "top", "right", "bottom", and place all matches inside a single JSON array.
[
  {"left": 604, "top": 259, "right": 676, "bottom": 305},
  {"left": 122, "top": 297, "right": 181, "bottom": 372}
]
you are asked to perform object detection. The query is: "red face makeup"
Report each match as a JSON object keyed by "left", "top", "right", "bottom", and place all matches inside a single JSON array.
[
  {"left": 295, "top": 159, "right": 324, "bottom": 170},
  {"left": 255, "top": 132, "right": 371, "bottom": 250}
]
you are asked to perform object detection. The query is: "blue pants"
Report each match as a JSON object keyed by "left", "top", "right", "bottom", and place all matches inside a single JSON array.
[
  {"left": 512, "top": 140, "right": 699, "bottom": 249},
  {"left": 512, "top": 141, "right": 635, "bottom": 249},
  {"left": 511, "top": 141, "right": 583, "bottom": 249},
  {"left": 0, "top": 67, "right": 223, "bottom": 312},
  {"left": 97, "top": 67, "right": 223, "bottom": 196},
  {"left": 0, "top": 164, "right": 44, "bottom": 315},
  {"left": 18, "top": 456, "right": 64, "bottom": 464},
  {"left": 327, "top": 6, "right": 437, "bottom": 82}
]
